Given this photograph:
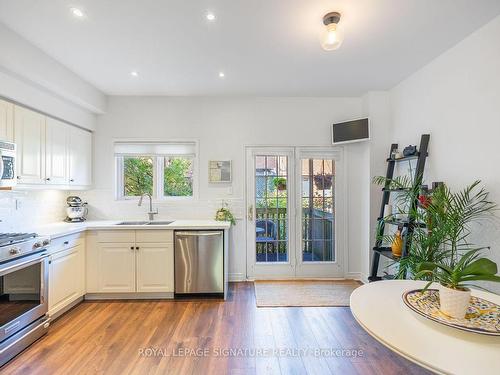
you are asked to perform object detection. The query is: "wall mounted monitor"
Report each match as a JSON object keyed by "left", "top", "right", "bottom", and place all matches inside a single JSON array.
[{"left": 331, "top": 118, "right": 369, "bottom": 145}]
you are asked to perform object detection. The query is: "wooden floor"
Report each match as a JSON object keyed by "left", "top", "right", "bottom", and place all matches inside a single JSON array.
[{"left": 1, "top": 283, "right": 430, "bottom": 375}]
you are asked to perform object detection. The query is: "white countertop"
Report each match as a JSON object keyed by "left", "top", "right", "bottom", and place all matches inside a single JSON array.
[{"left": 34, "top": 220, "right": 231, "bottom": 239}]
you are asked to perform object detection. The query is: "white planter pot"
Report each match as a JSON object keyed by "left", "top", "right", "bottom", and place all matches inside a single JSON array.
[{"left": 438, "top": 284, "right": 471, "bottom": 319}]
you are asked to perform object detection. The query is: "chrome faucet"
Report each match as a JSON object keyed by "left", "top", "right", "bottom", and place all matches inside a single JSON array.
[{"left": 138, "top": 193, "right": 158, "bottom": 221}]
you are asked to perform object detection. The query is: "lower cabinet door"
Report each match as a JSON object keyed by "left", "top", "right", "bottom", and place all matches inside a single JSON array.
[
  {"left": 136, "top": 243, "right": 174, "bottom": 293},
  {"left": 48, "top": 244, "right": 84, "bottom": 316},
  {"left": 99, "top": 243, "right": 136, "bottom": 292}
]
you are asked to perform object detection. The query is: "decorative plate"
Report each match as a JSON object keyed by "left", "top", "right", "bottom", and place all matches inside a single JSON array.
[{"left": 402, "top": 289, "right": 500, "bottom": 336}]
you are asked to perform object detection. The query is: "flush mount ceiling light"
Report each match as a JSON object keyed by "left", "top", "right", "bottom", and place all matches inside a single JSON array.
[
  {"left": 321, "top": 12, "right": 344, "bottom": 51},
  {"left": 70, "top": 7, "right": 86, "bottom": 19},
  {"left": 218, "top": 72, "right": 225, "bottom": 78},
  {"left": 206, "top": 12, "right": 216, "bottom": 21},
  {"left": 130, "top": 71, "right": 139, "bottom": 77}
]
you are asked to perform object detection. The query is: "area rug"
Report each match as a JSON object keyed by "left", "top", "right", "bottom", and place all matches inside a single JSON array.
[{"left": 254, "top": 280, "right": 361, "bottom": 307}]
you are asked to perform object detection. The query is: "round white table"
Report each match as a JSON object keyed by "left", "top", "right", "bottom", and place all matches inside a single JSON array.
[{"left": 350, "top": 280, "right": 500, "bottom": 375}]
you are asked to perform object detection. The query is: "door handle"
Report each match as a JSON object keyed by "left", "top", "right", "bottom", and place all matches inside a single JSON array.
[
  {"left": 176, "top": 232, "right": 222, "bottom": 237},
  {"left": 248, "top": 204, "right": 254, "bottom": 221}
]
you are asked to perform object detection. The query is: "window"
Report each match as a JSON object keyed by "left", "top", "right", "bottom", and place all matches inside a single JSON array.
[{"left": 115, "top": 141, "right": 197, "bottom": 200}]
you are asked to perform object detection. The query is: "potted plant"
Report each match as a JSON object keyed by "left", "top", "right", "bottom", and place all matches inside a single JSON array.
[
  {"left": 313, "top": 174, "right": 333, "bottom": 190},
  {"left": 415, "top": 248, "right": 500, "bottom": 318},
  {"left": 215, "top": 201, "right": 236, "bottom": 225},
  {"left": 273, "top": 177, "right": 287, "bottom": 191},
  {"left": 373, "top": 177, "right": 497, "bottom": 281}
]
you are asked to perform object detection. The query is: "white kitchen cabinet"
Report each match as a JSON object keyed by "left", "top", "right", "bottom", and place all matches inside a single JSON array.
[
  {"left": 68, "top": 126, "right": 92, "bottom": 186},
  {"left": 14, "top": 105, "right": 46, "bottom": 184},
  {"left": 136, "top": 243, "right": 174, "bottom": 292},
  {"left": 48, "top": 240, "right": 85, "bottom": 317},
  {"left": 98, "top": 242, "right": 136, "bottom": 292},
  {"left": 0, "top": 99, "right": 14, "bottom": 142},
  {"left": 86, "top": 230, "right": 174, "bottom": 296},
  {"left": 45, "top": 117, "right": 68, "bottom": 185}
]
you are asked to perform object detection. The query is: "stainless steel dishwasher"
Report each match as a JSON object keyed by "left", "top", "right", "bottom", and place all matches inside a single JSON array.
[{"left": 174, "top": 230, "right": 224, "bottom": 294}]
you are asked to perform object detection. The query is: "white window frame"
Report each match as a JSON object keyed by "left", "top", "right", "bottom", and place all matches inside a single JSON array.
[{"left": 114, "top": 140, "right": 199, "bottom": 201}]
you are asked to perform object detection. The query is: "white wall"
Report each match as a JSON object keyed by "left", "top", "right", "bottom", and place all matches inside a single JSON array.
[
  {"left": 362, "top": 91, "right": 393, "bottom": 281},
  {"left": 81, "top": 96, "right": 368, "bottom": 280},
  {"left": 390, "top": 15, "right": 500, "bottom": 291},
  {"left": 0, "top": 190, "right": 67, "bottom": 233},
  {"left": 0, "top": 23, "right": 105, "bottom": 129}
]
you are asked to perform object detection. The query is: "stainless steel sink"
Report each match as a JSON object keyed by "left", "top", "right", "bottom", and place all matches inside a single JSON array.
[
  {"left": 116, "top": 221, "right": 150, "bottom": 225},
  {"left": 146, "top": 221, "right": 174, "bottom": 225},
  {"left": 116, "top": 220, "right": 174, "bottom": 226}
]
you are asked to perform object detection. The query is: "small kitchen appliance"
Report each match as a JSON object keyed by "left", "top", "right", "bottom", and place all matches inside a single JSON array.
[{"left": 64, "top": 196, "right": 88, "bottom": 222}]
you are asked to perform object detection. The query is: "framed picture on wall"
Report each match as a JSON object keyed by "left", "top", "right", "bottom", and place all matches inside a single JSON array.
[{"left": 209, "top": 160, "right": 232, "bottom": 183}]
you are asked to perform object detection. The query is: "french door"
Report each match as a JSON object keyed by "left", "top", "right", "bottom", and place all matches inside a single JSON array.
[{"left": 246, "top": 147, "right": 344, "bottom": 279}]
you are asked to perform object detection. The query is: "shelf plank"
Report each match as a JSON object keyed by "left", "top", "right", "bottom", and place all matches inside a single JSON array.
[
  {"left": 377, "top": 217, "right": 426, "bottom": 228},
  {"left": 386, "top": 152, "right": 427, "bottom": 163},
  {"left": 372, "top": 246, "right": 402, "bottom": 261}
]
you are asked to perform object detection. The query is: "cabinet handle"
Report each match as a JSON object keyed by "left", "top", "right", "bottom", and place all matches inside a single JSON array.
[
  {"left": 130, "top": 246, "right": 134, "bottom": 250},
  {"left": 70, "top": 179, "right": 74, "bottom": 182},
  {"left": 16, "top": 176, "right": 21, "bottom": 180},
  {"left": 46, "top": 178, "right": 51, "bottom": 181},
  {"left": 135, "top": 246, "right": 139, "bottom": 250},
  {"left": 64, "top": 241, "right": 69, "bottom": 245}
]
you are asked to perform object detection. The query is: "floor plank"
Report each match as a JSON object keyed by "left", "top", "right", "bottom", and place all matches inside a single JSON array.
[{"left": 1, "top": 283, "right": 431, "bottom": 375}]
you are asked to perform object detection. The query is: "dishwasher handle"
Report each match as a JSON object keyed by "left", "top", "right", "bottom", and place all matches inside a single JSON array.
[{"left": 176, "top": 231, "right": 222, "bottom": 237}]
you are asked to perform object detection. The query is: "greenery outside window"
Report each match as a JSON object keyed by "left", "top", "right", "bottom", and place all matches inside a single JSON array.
[{"left": 115, "top": 141, "right": 197, "bottom": 200}]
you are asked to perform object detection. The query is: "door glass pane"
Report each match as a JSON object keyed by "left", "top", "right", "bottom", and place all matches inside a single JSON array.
[
  {"left": 255, "top": 155, "right": 288, "bottom": 262},
  {"left": 301, "top": 159, "right": 335, "bottom": 262}
]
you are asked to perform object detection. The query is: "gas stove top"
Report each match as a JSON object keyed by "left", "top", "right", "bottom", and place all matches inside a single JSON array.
[
  {"left": 0, "top": 232, "right": 38, "bottom": 246},
  {"left": 0, "top": 232, "right": 51, "bottom": 263}
]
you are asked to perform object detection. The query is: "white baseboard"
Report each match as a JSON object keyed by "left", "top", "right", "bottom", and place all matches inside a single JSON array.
[
  {"left": 360, "top": 273, "right": 369, "bottom": 284},
  {"left": 345, "top": 272, "right": 363, "bottom": 281},
  {"left": 229, "top": 272, "right": 246, "bottom": 282}
]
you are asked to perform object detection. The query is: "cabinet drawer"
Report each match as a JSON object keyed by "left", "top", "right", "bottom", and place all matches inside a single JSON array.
[
  {"left": 97, "top": 230, "right": 135, "bottom": 243},
  {"left": 49, "top": 232, "right": 85, "bottom": 254},
  {"left": 135, "top": 230, "right": 173, "bottom": 243}
]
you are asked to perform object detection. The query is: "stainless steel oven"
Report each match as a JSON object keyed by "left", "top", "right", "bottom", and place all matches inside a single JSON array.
[
  {"left": 0, "top": 141, "right": 16, "bottom": 188},
  {"left": 0, "top": 235, "right": 50, "bottom": 367}
]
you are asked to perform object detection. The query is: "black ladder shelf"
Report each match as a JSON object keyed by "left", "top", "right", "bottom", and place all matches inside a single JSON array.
[{"left": 368, "top": 134, "right": 430, "bottom": 282}]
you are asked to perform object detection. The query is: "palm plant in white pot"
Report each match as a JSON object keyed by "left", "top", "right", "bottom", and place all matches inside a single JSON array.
[
  {"left": 373, "top": 176, "right": 499, "bottom": 318},
  {"left": 413, "top": 181, "right": 500, "bottom": 318},
  {"left": 416, "top": 248, "right": 500, "bottom": 318}
]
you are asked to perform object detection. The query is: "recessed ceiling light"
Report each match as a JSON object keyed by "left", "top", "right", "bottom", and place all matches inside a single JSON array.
[
  {"left": 206, "top": 12, "right": 216, "bottom": 21},
  {"left": 130, "top": 71, "right": 139, "bottom": 77},
  {"left": 70, "top": 7, "right": 85, "bottom": 18},
  {"left": 218, "top": 72, "right": 225, "bottom": 78}
]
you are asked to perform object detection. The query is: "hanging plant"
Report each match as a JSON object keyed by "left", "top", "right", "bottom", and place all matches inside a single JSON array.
[
  {"left": 215, "top": 201, "right": 236, "bottom": 225},
  {"left": 314, "top": 174, "right": 333, "bottom": 190},
  {"left": 273, "top": 177, "right": 287, "bottom": 191}
]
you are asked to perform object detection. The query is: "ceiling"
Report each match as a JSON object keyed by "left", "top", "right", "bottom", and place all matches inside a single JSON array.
[{"left": 1, "top": 0, "right": 500, "bottom": 96}]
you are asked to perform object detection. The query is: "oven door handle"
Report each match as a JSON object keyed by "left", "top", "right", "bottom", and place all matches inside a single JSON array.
[{"left": 0, "top": 252, "right": 49, "bottom": 276}]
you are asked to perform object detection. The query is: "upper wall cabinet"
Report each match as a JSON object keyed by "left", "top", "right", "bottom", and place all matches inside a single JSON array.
[
  {"left": 0, "top": 99, "right": 14, "bottom": 142},
  {"left": 68, "top": 126, "right": 92, "bottom": 186},
  {"left": 46, "top": 117, "right": 69, "bottom": 185},
  {"left": 13, "top": 104, "right": 92, "bottom": 188},
  {"left": 14, "top": 105, "right": 46, "bottom": 184}
]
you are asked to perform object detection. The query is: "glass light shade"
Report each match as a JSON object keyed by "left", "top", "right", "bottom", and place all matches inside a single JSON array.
[{"left": 321, "top": 23, "right": 344, "bottom": 51}]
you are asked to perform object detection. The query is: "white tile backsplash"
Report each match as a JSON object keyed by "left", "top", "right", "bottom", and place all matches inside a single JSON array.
[
  {"left": 75, "top": 189, "right": 245, "bottom": 222},
  {"left": 0, "top": 190, "right": 67, "bottom": 232}
]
